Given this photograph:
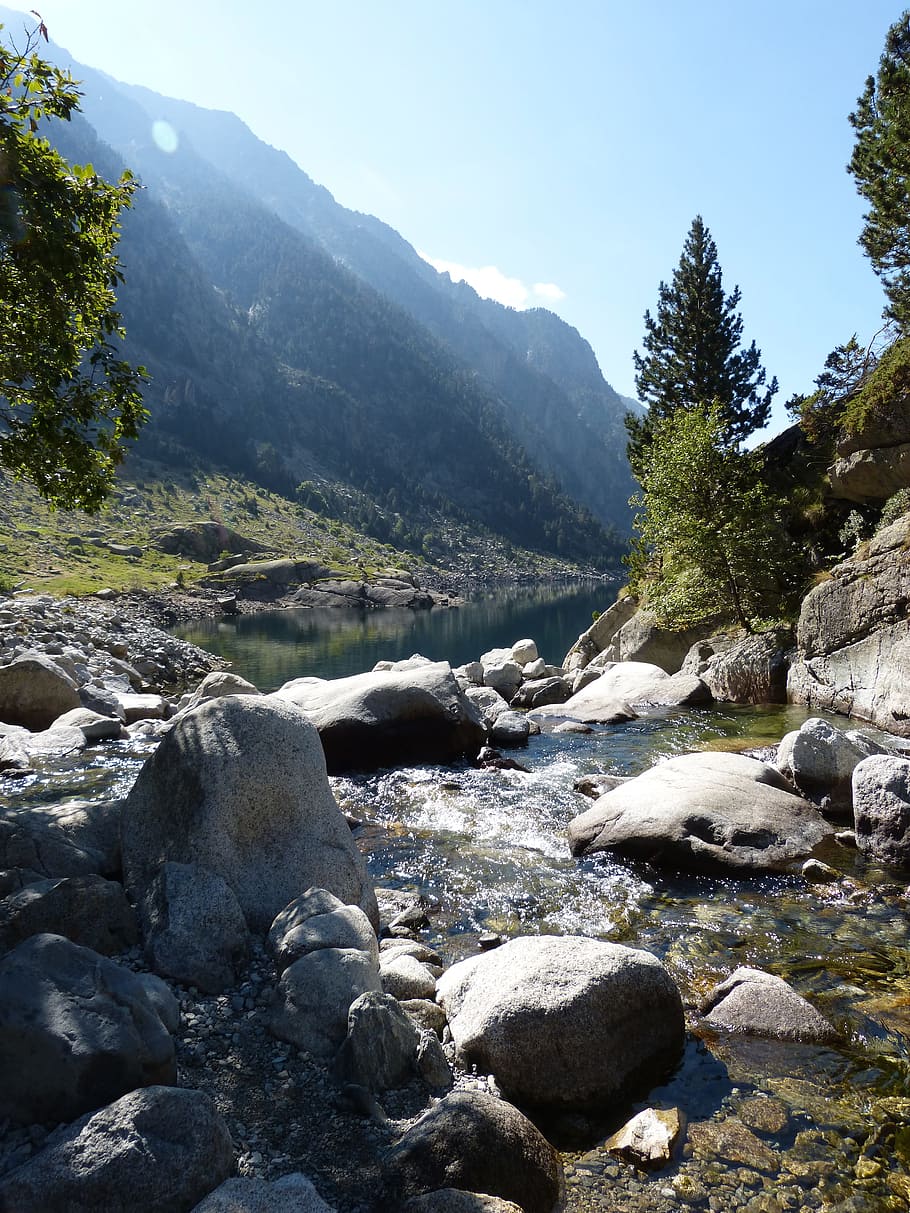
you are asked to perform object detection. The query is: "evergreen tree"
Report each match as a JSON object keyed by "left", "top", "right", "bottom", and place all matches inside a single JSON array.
[
  {"left": 627, "top": 216, "right": 776, "bottom": 476},
  {"left": 0, "top": 16, "right": 146, "bottom": 511},
  {"left": 849, "top": 12, "right": 910, "bottom": 329}
]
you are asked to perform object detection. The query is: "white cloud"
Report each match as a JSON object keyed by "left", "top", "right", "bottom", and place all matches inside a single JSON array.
[{"left": 420, "top": 253, "right": 565, "bottom": 310}]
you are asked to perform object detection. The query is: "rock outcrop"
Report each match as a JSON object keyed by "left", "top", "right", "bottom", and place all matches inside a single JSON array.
[{"left": 788, "top": 514, "right": 910, "bottom": 735}]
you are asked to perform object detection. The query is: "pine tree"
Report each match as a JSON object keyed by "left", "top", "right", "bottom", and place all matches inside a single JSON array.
[
  {"left": 848, "top": 13, "right": 910, "bottom": 329},
  {"left": 626, "top": 216, "right": 776, "bottom": 476}
]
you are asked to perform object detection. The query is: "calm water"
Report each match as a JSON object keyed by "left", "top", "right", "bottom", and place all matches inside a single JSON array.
[
  {"left": 17, "top": 586, "right": 910, "bottom": 1208},
  {"left": 173, "top": 582, "right": 616, "bottom": 690}
]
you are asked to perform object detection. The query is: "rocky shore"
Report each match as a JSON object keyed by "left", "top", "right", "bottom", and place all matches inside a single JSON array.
[{"left": 3, "top": 583, "right": 910, "bottom": 1211}]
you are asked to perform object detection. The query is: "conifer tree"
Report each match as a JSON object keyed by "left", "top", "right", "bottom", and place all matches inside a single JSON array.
[
  {"left": 626, "top": 216, "right": 776, "bottom": 476},
  {"left": 849, "top": 12, "right": 910, "bottom": 330}
]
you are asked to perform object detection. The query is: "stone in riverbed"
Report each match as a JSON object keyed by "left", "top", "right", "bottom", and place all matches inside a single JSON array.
[
  {"left": 0, "top": 1085, "right": 233, "bottom": 1213},
  {"left": 539, "top": 661, "right": 711, "bottom": 724},
  {"left": 402, "top": 1192, "right": 523, "bottom": 1212},
  {"left": 853, "top": 753, "right": 910, "bottom": 868},
  {"left": 121, "top": 696, "right": 378, "bottom": 933},
  {"left": 567, "top": 751, "right": 830, "bottom": 875},
  {"left": 605, "top": 1106, "right": 684, "bottom": 1169},
  {"left": 436, "top": 934, "right": 684, "bottom": 1112},
  {"left": 0, "top": 873, "right": 138, "bottom": 957},
  {"left": 699, "top": 966, "right": 838, "bottom": 1043},
  {"left": 0, "top": 652, "right": 81, "bottom": 730}
]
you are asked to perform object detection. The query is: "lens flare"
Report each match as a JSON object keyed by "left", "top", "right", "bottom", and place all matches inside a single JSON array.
[{"left": 151, "top": 120, "right": 178, "bottom": 154}]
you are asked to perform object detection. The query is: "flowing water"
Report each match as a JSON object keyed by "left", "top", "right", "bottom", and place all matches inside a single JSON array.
[{"left": 20, "top": 586, "right": 910, "bottom": 1208}]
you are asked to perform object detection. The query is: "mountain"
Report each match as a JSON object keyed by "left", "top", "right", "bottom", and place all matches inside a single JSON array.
[{"left": 2, "top": 9, "right": 637, "bottom": 566}]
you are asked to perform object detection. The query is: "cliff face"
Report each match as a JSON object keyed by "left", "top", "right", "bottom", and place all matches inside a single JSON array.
[{"left": 788, "top": 514, "right": 910, "bottom": 734}]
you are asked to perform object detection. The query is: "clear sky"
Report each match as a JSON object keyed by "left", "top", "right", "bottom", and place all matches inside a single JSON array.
[{"left": 13, "top": 1, "right": 902, "bottom": 434}]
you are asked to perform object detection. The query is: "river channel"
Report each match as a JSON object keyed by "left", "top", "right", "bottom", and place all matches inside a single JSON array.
[{"left": 174, "top": 585, "right": 910, "bottom": 1209}]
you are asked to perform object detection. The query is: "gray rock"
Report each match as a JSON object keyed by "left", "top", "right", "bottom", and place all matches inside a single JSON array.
[
  {"left": 489, "top": 711, "right": 530, "bottom": 748},
  {"left": 182, "top": 670, "right": 261, "bottom": 712},
  {"left": 270, "top": 947, "right": 381, "bottom": 1058},
  {"left": 511, "top": 639, "right": 539, "bottom": 666},
  {"left": 700, "top": 966, "right": 838, "bottom": 1043},
  {"left": 0, "top": 1086, "right": 233, "bottom": 1212},
  {"left": 334, "top": 990, "right": 420, "bottom": 1090},
  {"left": 380, "top": 952, "right": 438, "bottom": 1000},
  {"left": 116, "top": 692, "right": 168, "bottom": 723},
  {"left": 121, "top": 696, "right": 377, "bottom": 933},
  {"left": 13, "top": 723, "right": 87, "bottom": 758},
  {"left": 0, "top": 652, "right": 81, "bottom": 730},
  {"left": 568, "top": 751, "right": 830, "bottom": 874},
  {"left": 401, "top": 998, "right": 448, "bottom": 1038},
  {"left": 134, "top": 971, "right": 181, "bottom": 1034},
  {"left": 0, "top": 933, "right": 176, "bottom": 1124},
  {"left": 140, "top": 861, "right": 250, "bottom": 993},
  {"left": 274, "top": 662, "right": 485, "bottom": 773},
  {"left": 415, "top": 1028, "right": 454, "bottom": 1091},
  {"left": 52, "top": 706, "right": 125, "bottom": 741},
  {"left": 562, "top": 594, "right": 639, "bottom": 674},
  {"left": 386, "top": 1090, "right": 563, "bottom": 1213},
  {"left": 0, "top": 797, "right": 122, "bottom": 880},
  {"left": 611, "top": 610, "right": 712, "bottom": 673},
  {"left": 0, "top": 874, "right": 138, "bottom": 957},
  {"left": 788, "top": 514, "right": 910, "bottom": 735},
  {"left": 402, "top": 1193, "right": 522, "bottom": 1213},
  {"left": 829, "top": 443, "right": 910, "bottom": 503},
  {"left": 436, "top": 934, "right": 684, "bottom": 1112},
  {"left": 853, "top": 753, "right": 910, "bottom": 867},
  {"left": 697, "top": 629, "right": 792, "bottom": 705},
  {"left": 532, "top": 660, "right": 708, "bottom": 725},
  {"left": 79, "top": 683, "right": 126, "bottom": 719},
  {"left": 193, "top": 1173, "right": 335, "bottom": 1212},
  {"left": 509, "top": 676, "right": 571, "bottom": 710},
  {"left": 776, "top": 716, "right": 873, "bottom": 815}
]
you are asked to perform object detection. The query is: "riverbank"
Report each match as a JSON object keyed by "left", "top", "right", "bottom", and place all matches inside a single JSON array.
[{"left": 3, "top": 591, "right": 910, "bottom": 1211}]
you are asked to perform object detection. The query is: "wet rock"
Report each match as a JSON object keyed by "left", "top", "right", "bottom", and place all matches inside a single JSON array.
[
  {"left": 193, "top": 1173, "right": 336, "bottom": 1212},
  {"left": 274, "top": 662, "right": 485, "bottom": 773},
  {"left": 0, "top": 873, "right": 138, "bottom": 957},
  {"left": 386, "top": 1089, "right": 563, "bottom": 1213},
  {"left": 688, "top": 1117, "right": 780, "bottom": 1173},
  {"left": 488, "top": 711, "right": 530, "bottom": 747},
  {"left": 52, "top": 706, "right": 125, "bottom": 741},
  {"left": 568, "top": 751, "right": 830, "bottom": 875},
  {"left": 700, "top": 966, "right": 838, "bottom": 1043},
  {"left": 140, "top": 861, "right": 250, "bottom": 993},
  {"left": 0, "top": 933, "right": 176, "bottom": 1124},
  {"left": 436, "top": 934, "right": 684, "bottom": 1112},
  {"left": 0, "top": 652, "right": 81, "bottom": 730},
  {"left": 738, "top": 1096, "right": 790, "bottom": 1137},
  {"left": 121, "top": 696, "right": 378, "bottom": 933},
  {"left": 853, "top": 754, "right": 910, "bottom": 868},
  {"left": 402, "top": 1192, "right": 523, "bottom": 1212},
  {"left": 605, "top": 1106, "right": 684, "bottom": 1169}
]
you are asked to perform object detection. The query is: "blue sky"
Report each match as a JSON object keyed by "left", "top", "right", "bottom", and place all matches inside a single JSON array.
[{"left": 16, "top": 1, "right": 901, "bottom": 433}]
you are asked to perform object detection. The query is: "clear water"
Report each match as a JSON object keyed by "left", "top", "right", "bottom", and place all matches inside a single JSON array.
[{"left": 17, "top": 586, "right": 910, "bottom": 1208}]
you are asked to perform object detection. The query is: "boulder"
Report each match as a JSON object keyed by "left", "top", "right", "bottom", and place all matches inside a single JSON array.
[
  {"left": 386, "top": 1090, "right": 563, "bottom": 1213},
  {"left": 568, "top": 751, "right": 830, "bottom": 874},
  {"left": 511, "top": 639, "right": 538, "bottom": 666},
  {"left": 609, "top": 610, "right": 708, "bottom": 672},
  {"left": 52, "top": 707, "right": 125, "bottom": 742},
  {"left": 532, "top": 661, "right": 709, "bottom": 725},
  {"left": 193, "top": 1174, "right": 335, "bottom": 1213},
  {"left": 482, "top": 661, "right": 523, "bottom": 702},
  {"left": 0, "top": 874, "right": 138, "bottom": 957},
  {"left": 140, "top": 861, "right": 250, "bottom": 993},
  {"left": 0, "top": 797, "right": 122, "bottom": 880},
  {"left": 182, "top": 670, "right": 261, "bottom": 712},
  {"left": 334, "top": 989, "right": 420, "bottom": 1090},
  {"left": 268, "top": 888, "right": 378, "bottom": 975},
  {"left": 463, "top": 685, "right": 511, "bottom": 728},
  {"left": 0, "top": 1086, "right": 233, "bottom": 1213},
  {"left": 776, "top": 716, "right": 877, "bottom": 814},
  {"left": 270, "top": 946, "right": 381, "bottom": 1058},
  {"left": 0, "top": 933, "right": 176, "bottom": 1124},
  {"left": 853, "top": 754, "right": 910, "bottom": 867},
  {"left": 380, "top": 952, "right": 438, "bottom": 1001},
  {"left": 562, "top": 594, "right": 639, "bottom": 674},
  {"left": 273, "top": 662, "right": 485, "bottom": 773},
  {"left": 402, "top": 1193, "right": 523, "bottom": 1213},
  {"left": 436, "top": 934, "right": 684, "bottom": 1112},
  {"left": 116, "top": 692, "right": 168, "bottom": 724},
  {"left": 0, "top": 653, "right": 81, "bottom": 730},
  {"left": 699, "top": 967, "right": 838, "bottom": 1043},
  {"left": 694, "top": 629, "right": 792, "bottom": 705},
  {"left": 121, "top": 696, "right": 377, "bottom": 933},
  {"left": 488, "top": 711, "right": 530, "bottom": 748},
  {"left": 415, "top": 1028, "right": 454, "bottom": 1091},
  {"left": 605, "top": 1106, "right": 684, "bottom": 1169},
  {"left": 509, "top": 676, "right": 571, "bottom": 710},
  {"left": 788, "top": 514, "right": 910, "bottom": 735},
  {"left": 828, "top": 443, "right": 910, "bottom": 503}
]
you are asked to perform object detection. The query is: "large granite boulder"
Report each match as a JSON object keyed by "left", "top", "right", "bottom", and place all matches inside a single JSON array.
[
  {"left": 563, "top": 594, "right": 639, "bottom": 674},
  {"left": 151, "top": 519, "right": 267, "bottom": 562},
  {"left": 700, "top": 967, "right": 838, "bottom": 1043},
  {"left": 435, "top": 934, "right": 684, "bottom": 1112},
  {"left": 273, "top": 662, "right": 485, "bottom": 772},
  {"left": 853, "top": 754, "right": 910, "bottom": 867},
  {"left": 828, "top": 443, "right": 910, "bottom": 503},
  {"left": 386, "top": 1090, "right": 563, "bottom": 1213},
  {"left": 0, "top": 874, "right": 138, "bottom": 957},
  {"left": 608, "top": 609, "right": 713, "bottom": 673},
  {"left": 0, "top": 934, "right": 176, "bottom": 1124},
  {"left": 531, "top": 661, "right": 709, "bottom": 725},
  {"left": 776, "top": 716, "right": 881, "bottom": 815},
  {"left": 121, "top": 696, "right": 377, "bottom": 933},
  {"left": 0, "top": 652, "right": 81, "bottom": 730},
  {"left": 568, "top": 751, "right": 830, "bottom": 874},
  {"left": 788, "top": 514, "right": 910, "bottom": 735},
  {"left": 0, "top": 1086, "right": 233, "bottom": 1212},
  {"left": 690, "top": 629, "right": 792, "bottom": 705}
]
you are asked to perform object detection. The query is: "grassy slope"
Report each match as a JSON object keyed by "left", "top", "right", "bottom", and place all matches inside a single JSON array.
[{"left": 1, "top": 458, "right": 597, "bottom": 597}]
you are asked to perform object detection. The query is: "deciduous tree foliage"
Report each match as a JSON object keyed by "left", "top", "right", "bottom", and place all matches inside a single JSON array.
[
  {"left": 849, "top": 12, "right": 910, "bottom": 330},
  {"left": 628, "top": 405, "right": 798, "bottom": 631},
  {"left": 626, "top": 216, "right": 776, "bottom": 477},
  {"left": 0, "top": 16, "right": 146, "bottom": 511}
]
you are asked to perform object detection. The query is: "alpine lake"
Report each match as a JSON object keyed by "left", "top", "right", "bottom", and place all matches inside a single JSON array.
[{"left": 29, "top": 583, "right": 910, "bottom": 1211}]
